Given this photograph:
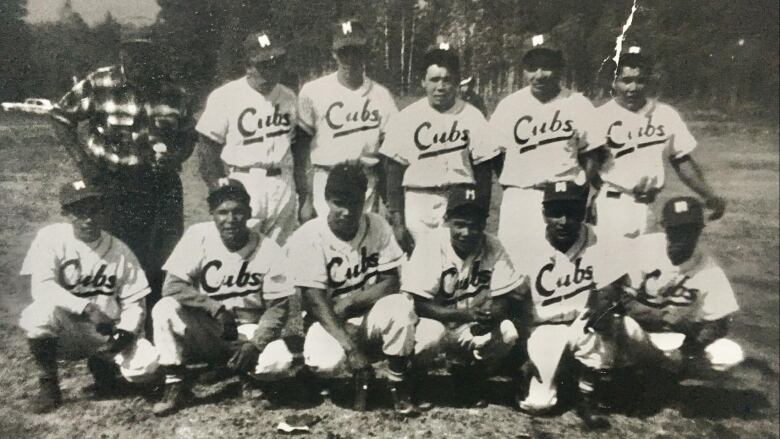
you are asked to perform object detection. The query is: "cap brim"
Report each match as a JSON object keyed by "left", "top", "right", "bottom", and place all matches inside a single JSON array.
[
  {"left": 333, "top": 37, "right": 368, "bottom": 50},
  {"left": 62, "top": 191, "right": 103, "bottom": 208},
  {"left": 248, "top": 47, "right": 287, "bottom": 63}
]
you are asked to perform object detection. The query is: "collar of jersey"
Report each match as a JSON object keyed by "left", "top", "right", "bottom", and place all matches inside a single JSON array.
[
  {"left": 324, "top": 213, "right": 369, "bottom": 247},
  {"left": 242, "top": 76, "right": 282, "bottom": 101},
  {"left": 443, "top": 228, "right": 484, "bottom": 266},
  {"left": 524, "top": 85, "right": 572, "bottom": 105},
  {"left": 674, "top": 247, "right": 704, "bottom": 274},
  {"left": 332, "top": 72, "right": 373, "bottom": 97},
  {"left": 69, "top": 226, "right": 111, "bottom": 257},
  {"left": 428, "top": 97, "right": 466, "bottom": 115},
  {"left": 612, "top": 97, "right": 657, "bottom": 117},
  {"left": 550, "top": 223, "right": 590, "bottom": 262}
]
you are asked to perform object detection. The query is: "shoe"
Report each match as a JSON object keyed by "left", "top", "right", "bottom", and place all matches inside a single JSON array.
[
  {"left": 408, "top": 366, "right": 433, "bottom": 412},
  {"left": 390, "top": 380, "right": 420, "bottom": 417},
  {"left": 152, "top": 381, "right": 193, "bottom": 417},
  {"left": 353, "top": 369, "right": 372, "bottom": 411},
  {"left": 32, "top": 377, "right": 62, "bottom": 414},
  {"left": 240, "top": 376, "right": 274, "bottom": 409},
  {"left": 576, "top": 396, "right": 610, "bottom": 430}
]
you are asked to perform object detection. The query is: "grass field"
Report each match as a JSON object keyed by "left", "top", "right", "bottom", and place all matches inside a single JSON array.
[{"left": 0, "top": 109, "right": 777, "bottom": 438}]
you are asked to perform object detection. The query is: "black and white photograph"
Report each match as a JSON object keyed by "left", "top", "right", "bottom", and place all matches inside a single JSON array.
[{"left": 0, "top": 0, "right": 777, "bottom": 437}]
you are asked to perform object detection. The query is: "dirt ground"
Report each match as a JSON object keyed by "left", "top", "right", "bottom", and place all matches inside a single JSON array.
[{"left": 0, "top": 110, "right": 777, "bottom": 438}]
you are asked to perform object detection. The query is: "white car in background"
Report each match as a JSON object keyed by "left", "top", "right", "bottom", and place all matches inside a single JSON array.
[{"left": 1, "top": 98, "right": 54, "bottom": 115}]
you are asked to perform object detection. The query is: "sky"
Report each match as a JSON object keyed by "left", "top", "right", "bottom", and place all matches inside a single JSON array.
[{"left": 25, "top": 0, "right": 160, "bottom": 25}]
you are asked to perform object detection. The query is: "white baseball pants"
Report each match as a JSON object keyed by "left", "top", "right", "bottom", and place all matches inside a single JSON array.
[
  {"left": 152, "top": 297, "right": 294, "bottom": 380},
  {"left": 404, "top": 188, "right": 448, "bottom": 243},
  {"left": 414, "top": 318, "right": 519, "bottom": 368},
  {"left": 228, "top": 168, "right": 297, "bottom": 245}
]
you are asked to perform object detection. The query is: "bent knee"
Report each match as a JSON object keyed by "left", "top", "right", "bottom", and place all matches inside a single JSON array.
[
  {"left": 254, "top": 339, "right": 295, "bottom": 379},
  {"left": 705, "top": 338, "right": 744, "bottom": 371},
  {"left": 371, "top": 293, "right": 417, "bottom": 324},
  {"left": 498, "top": 320, "right": 519, "bottom": 344},
  {"left": 151, "top": 297, "right": 181, "bottom": 322}
]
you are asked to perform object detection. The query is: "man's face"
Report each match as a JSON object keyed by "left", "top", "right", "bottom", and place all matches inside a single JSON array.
[
  {"left": 665, "top": 224, "right": 702, "bottom": 265},
  {"left": 522, "top": 52, "right": 562, "bottom": 99},
  {"left": 326, "top": 195, "right": 365, "bottom": 238},
  {"left": 212, "top": 199, "right": 251, "bottom": 248},
  {"left": 64, "top": 199, "right": 103, "bottom": 243},
  {"left": 246, "top": 56, "right": 285, "bottom": 88},
  {"left": 333, "top": 46, "right": 366, "bottom": 80},
  {"left": 423, "top": 64, "right": 458, "bottom": 111},
  {"left": 543, "top": 200, "right": 585, "bottom": 249},
  {"left": 446, "top": 214, "right": 486, "bottom": 256},
  {"left": 614, "top": 66, "right": 649, "bottom": 111},
  {"left": 120, "top": 44, "right": 156, "bottom": 81}
]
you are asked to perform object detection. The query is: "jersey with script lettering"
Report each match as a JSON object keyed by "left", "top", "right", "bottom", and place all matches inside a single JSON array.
[
  {"left": 625, "top": 233, "right": 738, "bottom": 329},
  {"left": 285, "top": 212, "right": 405, "bottom": 299},
  {"left": 480, "top": 87, "right": 596, "bottom": 188},
  {"left": 402, "top": 228, "right": 524, "bottom": 310},
  {"left": 20, "top": 223, "right": 150, "bottom": 319},
  {"left": 196, "top": 78, "right": 296, "bottom": 169},
  {"left": 297, "top": 73, "right": 398, "bottom": 167},
  {"left": 593, "top": 99, "right": 697, "bottom": 192},
  {"left": 380, "top": 98, "right": 489, "bottom": 188},
  {"left": 163, "top": 221, "right": 294, "bottom": 311},
  {"left": 514, "top": 225, "right": 630, "bottom": 323}
]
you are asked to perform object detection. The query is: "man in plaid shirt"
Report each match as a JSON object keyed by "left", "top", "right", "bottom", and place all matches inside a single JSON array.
[{"left": 51, "top": 28, "right": 197, "bottom": 311}]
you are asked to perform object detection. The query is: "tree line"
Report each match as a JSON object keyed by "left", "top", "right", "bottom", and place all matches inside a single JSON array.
[{"left": 2, "top": 0, "right": 777, "bottom": 116}]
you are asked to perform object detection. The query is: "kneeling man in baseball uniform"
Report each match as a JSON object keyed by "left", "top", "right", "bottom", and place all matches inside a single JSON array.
[
  {"left": 513, "top": 181, "right": 632, "bottom": 430},
  {"left": 402, "top": 186, "right": 524, "bottom": 408},
  {"left": 152, "top": 179, "right": 295, "bottom": 416},
  {"left": 285, "top": 165, "right": 417, "bottom": 415},
  {"left": 20, "top": 180, "right": 158, "bottom": 413},
  {"left": 620, "top": 197, "right": 742, "bottom": 377}
]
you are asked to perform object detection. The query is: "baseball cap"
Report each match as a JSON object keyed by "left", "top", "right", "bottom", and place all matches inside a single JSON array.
[
  {"left": 542, "top": 181, "right": 589, "bottom": 204},
  {"left": 244, "top": 31, "right": 286, "bottom": 63},
  {"left": 617, "top": 43, "right": 652, "bottom": 71},
  {"left": 446, "top": 185, "right": 489, "bottom": 219},
  {"left": 332, "top": 19, "right": 368, "bottom": 50},
  {"left": 120, "top": 27, "right": 154, "bottom": 46},
  {"left": 325, "top": 164, "right": 367, "bottom": 204},
  {"left": 661, "top": 196, "right": 704, "bottom": 228},
  {"left": 59, "top": 180, "right": 102, "bottom": 208},
  {"left": 522, "top": 33, "right": 563, "bottom": 66},
  {"left": 207, "top": 178, "right": 251, "bottom": 210}
]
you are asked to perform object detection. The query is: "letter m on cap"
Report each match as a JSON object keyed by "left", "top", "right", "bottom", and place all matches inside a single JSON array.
[
  {"left": 465, "top": 189, "right": 476, "bottom": 200},
  {"left": 257, "top": 34, "right": 271, "bottom": 48},
  {"left": 532, "top": 34, "right": 545, "bottom": 47},
  {"left": 555, "top": 182, "right": 567, "bottom": 193},
  {"left": 73, "top": 181, "right": 86, "bottom": 190},
  {"left": 674, "top": 201, "right": 689, "bottom": 213},
  {"left": 341, "top": 21, "right": 352, "bottom": 34}
]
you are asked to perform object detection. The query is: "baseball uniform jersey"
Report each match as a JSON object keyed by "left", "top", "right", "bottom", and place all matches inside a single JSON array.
[
  {"left": 625, "top": 232, "right": 739, "bottom": 328},
  {"left": 163, "top": 221, "right": 294, "bottom": 310},
  {"left": 402, "top": 228, "right": 523, "bottom": 310},
  {"left": 286, "top": 212, "right": 405, "bottom": 298},
  {"left": 380, "top": 98, "right": 489, "bottom": 189},
  {"left": 481, "top": 86, "right": 596, "bottom": 188},
  {"left": 196, "top": 79, "right": 298, "bottom": 243},
  {"left": 20, "top": 223, "right": 149, "bottom": 329}
]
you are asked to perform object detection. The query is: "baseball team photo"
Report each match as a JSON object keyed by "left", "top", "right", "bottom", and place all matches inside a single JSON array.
[{"left": 0, "top": 0, "right": 777, "bottom": 437}]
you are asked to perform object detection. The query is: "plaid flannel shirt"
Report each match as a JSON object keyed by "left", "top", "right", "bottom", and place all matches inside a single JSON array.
[{"left": 51, "top": 65, "right": 196, "bottom": 173}]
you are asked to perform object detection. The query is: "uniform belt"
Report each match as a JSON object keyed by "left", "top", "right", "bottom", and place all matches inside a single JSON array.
[
  {"left": 228, "top": 165, "right": 282, "bottom": 177},
  {"left": 313, "top": 163, "right": 376, "bottom": 172},
  {"left": 605, "top": 190, "right": 622, "bottom": 199}
]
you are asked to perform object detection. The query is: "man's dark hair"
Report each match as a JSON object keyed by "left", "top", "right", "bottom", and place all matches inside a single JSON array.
[
  {"left": 419, "top": 49, "right": 460, "bottom": 80},
  {"left": 617, "top": 53, "right": 652, "bottom": 75}
]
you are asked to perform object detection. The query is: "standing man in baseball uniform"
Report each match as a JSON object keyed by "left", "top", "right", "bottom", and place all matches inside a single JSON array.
[
  {"left": 619, "top": 197, "right": 742, "bottom": 376},
  {"left": 381, "top": 44, "right": 494, "bottom": 248},
  {"left": 476, "top": 34, "right": 597, "bottom": 258},
  {"left": 285, "top": 165, "right": 418, "bottom": 415},
  {"left": 197, "top": 31, "right": 300, "bottom": 244},
  {"left": 512, "top": 181, "right": 632, "bottom": 430},
  {"left": 402, "top": 186, "right": 524, "bottom": 408},
  {"left": 584, "top": 47, "right": 726, "bottom": 238},
  {"left": 295, "top": 18, "right": 398, "bottom": 220},
  {"left": 51, "top": 28, "right": 197, "bottom": 313},
  {"left": 20, "top": 180, "right": 158, "bottom": 413},
  {"left": 152, "top": 179, "right": 296, "bottom": 416}
]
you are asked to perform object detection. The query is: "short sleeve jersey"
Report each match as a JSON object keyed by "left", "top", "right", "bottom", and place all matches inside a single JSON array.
[
  {"left": 482, "top": 87, "right": 596, "bottom": 188},
  {"left": 285, "top": 212, "right": 405, "bottom": 300},
  {"left": 297, "top": 73, "right": 398, "bottom": 167},
  {"left": 20, "top": 223, "right": 150, "bottom": 319},
  {"left": 625, "top": 233, "right": 738, "bottom": 329},
  {"left": 196, "top": 79, "right": 296, "bottom": 169},
  {"left": 402, "top": 228, "right": 525, "bottom": 310},
  {"left": 513, "top": 225, "right": 631, "bottom": 323},
  {"left": 163, "top": 222, "right": 294, "bottom": 311},
  {"left": 380, "top": 98, "right": 489, "bottom": 188},
  {"left": 592, "top": 99, "right": 697, "bottom": 192}
]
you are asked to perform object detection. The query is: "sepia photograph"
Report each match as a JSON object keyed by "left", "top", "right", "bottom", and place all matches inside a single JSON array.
[{"left": 0, "top": 0, "right": 777, "bottom": 437}]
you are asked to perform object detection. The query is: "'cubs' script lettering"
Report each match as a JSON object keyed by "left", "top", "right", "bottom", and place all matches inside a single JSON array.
[
  {"left": 514, "top": 110, "right": 573, "bottom": 145},
  {"left": 237, "top": 105, "right": 291, "bottom": 137},
  {"left": 535, "top": 257, "right": 594, "bottom": 297},
  {"left": 59, "top": 259, "right": 117, "bottom": 290},
  {"left": 326, "top": 247, "right": 379, "bottom": 288},
  {"left": 414, "top": 120, "right": 470, "bottom": 151},
  {"left": 201, "top": 260, "right": 263, "bottom": 294},
  {"left": 438, "top": 261, "right": 492, "bottom": 296},
  {"left": 637, "top": 270, "right": 698, "bottom": 307},
  {"left": 325, "top": 99, "right": 381, "bottom": 131},
  {"left": 606, "top": 116, "right": 666, "bottom": 147}
]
